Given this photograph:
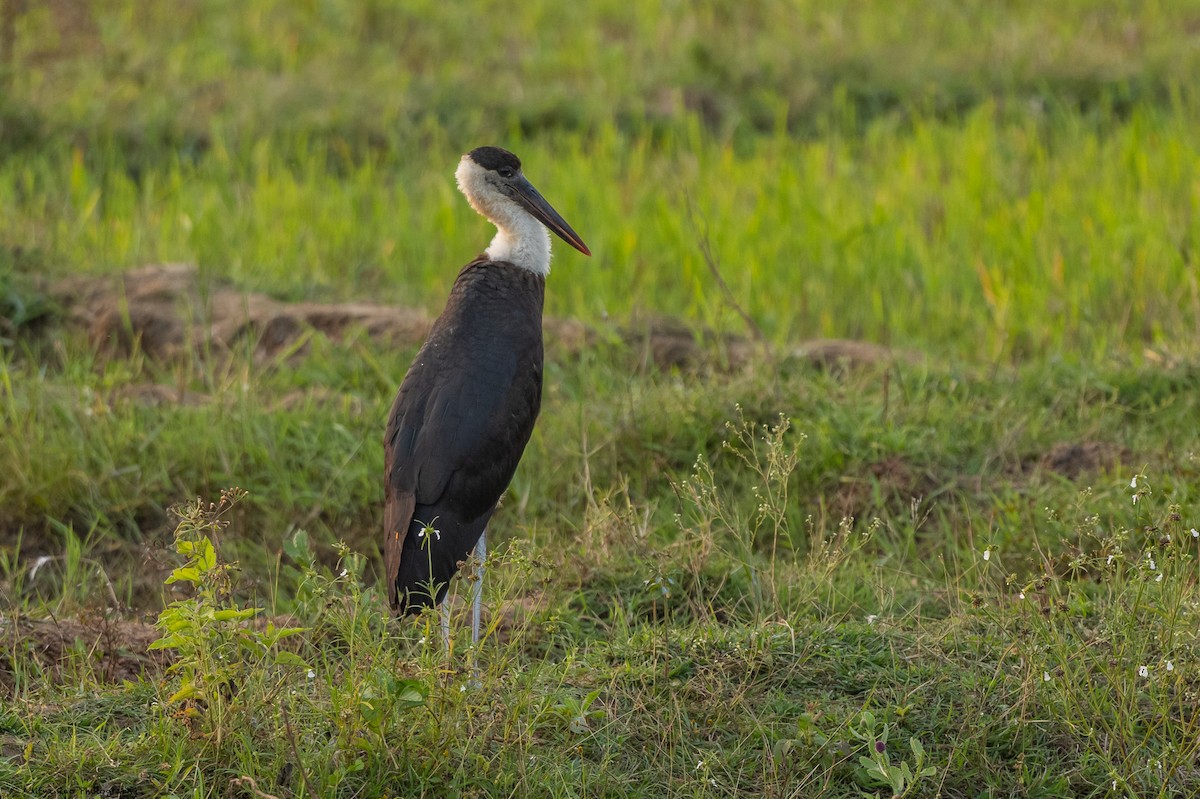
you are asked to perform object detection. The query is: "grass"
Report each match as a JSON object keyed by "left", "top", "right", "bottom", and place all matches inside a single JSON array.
[
  {"left": 3, "top": 0, "right": 1200, "bottom": 797},
  {"left": 3, "top": 106, "right": 1200, "bottom": 359}
]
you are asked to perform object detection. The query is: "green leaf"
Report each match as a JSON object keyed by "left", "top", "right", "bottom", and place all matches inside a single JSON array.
[
  {"left": 168, "top": 681, "right": 198, "bottom": 703},
  {"left": 261, "top": 625, "right": 309, "bottom": 647},
  {"left": 165, "top": 566, "right": 200, "bottom": 585},
  {"left": 148, "top": 634, "right": 184, "bottom": 651},
  {"left": 391, "top": 678, "right": 427, "bottom": 709},
  {"left": 272, "top": 626, "right": 308, "bottom": 640},
  {"left": 162, "top": 616, "right": 196, "bottom": 632},
  {"left": 213, "top": 607, "right": 260, "bottom": 621},
  {"left": 274, "top": 651, "right": 311, "bottom": 670},
  {"left": 359, "top": 697, "right": 384, "bottom": 727},
  {"left": 284, "top": 529, "right": 312, "bottom": 562},
  {"left": 197, "top": 538, "right": 217, "bottom": 571}
]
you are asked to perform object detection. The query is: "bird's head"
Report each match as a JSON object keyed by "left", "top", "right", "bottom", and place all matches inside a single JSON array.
[{"left": 455, "top": 146, "right": 591, "bottom": 259}]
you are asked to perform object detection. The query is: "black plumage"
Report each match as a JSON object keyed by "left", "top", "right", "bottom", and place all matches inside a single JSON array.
[
  {"left": 468, "top": 146, "right": 522, "bottom": 173},
  {"left": 384, "top": 257, "right": 544, "bottom": 613}
]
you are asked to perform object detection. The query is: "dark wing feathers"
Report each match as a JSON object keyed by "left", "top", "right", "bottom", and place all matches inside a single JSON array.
[
  {"left": 382, "top": 489, "right": 414, "bottom": 608},
  {"left": 384, "top": 259, "right": 545, "bottom": 612}
]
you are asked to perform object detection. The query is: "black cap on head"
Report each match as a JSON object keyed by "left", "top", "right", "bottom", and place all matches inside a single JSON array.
[{"left": 467, "top": 146, "right": 522, "bottom": 173}]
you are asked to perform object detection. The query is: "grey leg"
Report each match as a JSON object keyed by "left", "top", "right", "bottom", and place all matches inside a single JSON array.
[
  {"left": 472, "top": 528, "right": 486, "bottom": 645},
  {"left": 441, "top": 598, "right": 451, "bottom": 654}
]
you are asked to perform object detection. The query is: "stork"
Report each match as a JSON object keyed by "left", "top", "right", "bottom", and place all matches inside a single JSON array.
[{"left": 383, "top": 146, "right": 590, "bottom": 645}]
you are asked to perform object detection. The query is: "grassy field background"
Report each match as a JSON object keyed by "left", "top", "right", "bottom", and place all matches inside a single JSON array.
[{"left": 2, "top": 1, "right": 1200, "bottom": 797}]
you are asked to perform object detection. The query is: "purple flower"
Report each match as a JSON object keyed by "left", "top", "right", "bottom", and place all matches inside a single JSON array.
[{"left": 875, "top": 741, "right": 886, "bottom": 754}]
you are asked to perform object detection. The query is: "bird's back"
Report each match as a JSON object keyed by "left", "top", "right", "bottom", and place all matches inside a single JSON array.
[{"left": 384, "top": 257, "right": 545, "bottom": 613}]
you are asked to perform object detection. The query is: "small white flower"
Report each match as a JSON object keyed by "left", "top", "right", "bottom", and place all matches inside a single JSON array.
[
  {"left": 306, "top": 669, "right": 316, "bottom": 679},
  {"left": 459, "top": 684, "right": 467, "bottom": 693},
  {"left": 1107, "top": 554, "right": 1115, "bottom": 565},
  {"left": 1130, "top": 476, "right": 1138, "bottom": 488},
  {"left": 695, "top": 761, "right": 705, "bottom": 771},
  {"left": 1149, "top": 559, "right": 1156, "bottom": 570},
  {"left": 1191, "top": 528, "right": 1199, "bottom": 539},
  {"left": 339, "top": 568, "right": 348, "bottom": 578},
  {"left": 1156, "top": 573, "right": 1163, "bottom": 582},
  {"left": 1166, "top": 661, "right": 1175, "bottom": 672},
  {"left": 1139, "top": 665, "right": 1149, "bottom": 678},
  {"left": 866, "top": 614, "right": 879, "bottom": 625},
  {"left": 1043, "top": 671, "right": 1052, "bottom": 682},
  {"left": 709, "top": 779, "right": 717, "bottom": 787},
  {"left": 1132, "top": 494, "right": 1140, "bottom": 505},
  {"left": 983, "top": 549, "right": 991, "bottom": 561},
  {"left": 1018, "top": 592, "right": 1026, "bottom": 600}
]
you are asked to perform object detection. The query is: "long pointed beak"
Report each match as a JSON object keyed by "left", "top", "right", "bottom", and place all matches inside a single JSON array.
[{"left": 510, "top": 176, "right": 591, "bottom": 257}]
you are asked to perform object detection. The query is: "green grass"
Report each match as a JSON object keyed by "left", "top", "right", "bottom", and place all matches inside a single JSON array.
[
  {"left": 3, "top": 1, "right": 1200, "bottom": 797},
  {"left": 3, "top": 106, "right": 1200, "bottom": 359},
  {"left": 5, "top": 342, "right": 1200, "bottom": 797},
  {"left": 6, "top": 0, "right": 1200, "bottom": 146}
]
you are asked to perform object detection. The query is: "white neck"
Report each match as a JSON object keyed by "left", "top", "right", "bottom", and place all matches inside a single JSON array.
[
  {"left": 455, "top": 157, "right": 552, "bottom": 276},
  {"left": 484, "top": 206, "right": 551, "bottom": 276}
]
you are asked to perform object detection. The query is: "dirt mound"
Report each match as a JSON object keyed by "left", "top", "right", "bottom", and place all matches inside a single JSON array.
[
  {"left": 620, "top": 314, "right": 759, "bottom": 370},
  {"left": 0, "top": 614, "right": 165, "bottom": 687},
  {"left": 830, "top": 454, "right": 940, "bottom": 520},
  {"left": 50, "top": 263, "right": 434, "bottom": 362},
  {"left": 1036, "top": 441, "right": 1131, "bottom": 479},
  {"left": 789, "top": 338, "right": 916, "bottom": 369},
  {"left": 44, "top": 264, "right": 909, "bottom": 374}
]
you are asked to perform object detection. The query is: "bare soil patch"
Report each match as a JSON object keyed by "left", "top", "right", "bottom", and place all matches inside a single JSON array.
[
  {"left": 1034, "top": 441, "right": 1131, "bottom": 479},
  {"left": 0, "top": 613, "right": 165, "bottom": 688},
  {"left": 830, "top": 454, "right": 942, "bottom": 520},
  {"left": 45, "top": 264, "right": 914, "bottom": 374},
  {"left": 790, "top": 338, "right": 918, "bottom": 370},
  {"left": 50, "top": 263, "right": 432, "bottom": 362}
]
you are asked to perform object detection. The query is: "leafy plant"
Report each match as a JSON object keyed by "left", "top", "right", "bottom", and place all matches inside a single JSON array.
[
  {"left": 544, "top": 689, "right": 605, "bottom": 736},
  {"left": 849, "top": 710, "right": 937, "bottom": 798},
  {"left": 150, "top": 488, "right": 309, "bottom": 744}
]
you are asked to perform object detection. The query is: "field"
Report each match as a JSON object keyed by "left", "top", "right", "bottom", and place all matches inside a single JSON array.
[{"left": 3, "top": 1, "right": 1200, "bottom": 797}]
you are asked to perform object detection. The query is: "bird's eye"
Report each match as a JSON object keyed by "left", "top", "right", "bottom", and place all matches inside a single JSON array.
[{"left": 498, "top": 167, "right": 515, "bottom": 178}]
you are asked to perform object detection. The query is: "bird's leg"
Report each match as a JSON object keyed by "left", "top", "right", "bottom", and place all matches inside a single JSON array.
[
  {"left": 441, "top": 599, "right": 451, "bottom": 655},
  {"left": 472, "top": 528, "right": 486, "bottom": 645}
]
